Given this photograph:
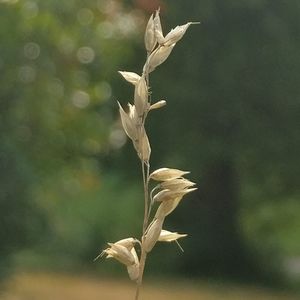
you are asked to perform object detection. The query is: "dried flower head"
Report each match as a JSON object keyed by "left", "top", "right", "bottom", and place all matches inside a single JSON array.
[{"left": 98, "top": 10, "right": 199, "bottom": 299}]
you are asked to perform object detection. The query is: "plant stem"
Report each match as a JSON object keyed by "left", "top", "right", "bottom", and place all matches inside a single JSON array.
[
  {"left": 134, "top": 249, "right": 147, "bottom": 300},
  {"left": 135, "top": 54, "right": 151, "bottom": 300}
]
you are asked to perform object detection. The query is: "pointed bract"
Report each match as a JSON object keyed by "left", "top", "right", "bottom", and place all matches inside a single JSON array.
[
  {"left": 134, "top": 76, "right": 148, "bottom": 117},
  {"left": 164, "top": 22, "right": 200, "bottom": 46},
  {"left": 144, "top": 44, "right": 175, "bottom": 73},
  {"left": 149, "top": 100, "right": 166, "bottom": 111},
  {"left": 143, "top": 217, "right": 164, "bottom": 253},
  {"left": 158, "top": 230, "right": 187, "bottom": 242},
  {"left": 144, "top": 14, "right": 157, "bottom": 52},
  {"left": 118, "top": 102, "right": 138, "bottom": 141},
  {"left": 150, "top": 167, "right": 190, "bottom": 181},
  {"left": 119, "top": 71, "right": 141, "bottom": 85}
]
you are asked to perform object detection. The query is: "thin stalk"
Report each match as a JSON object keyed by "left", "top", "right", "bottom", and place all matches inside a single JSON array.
[{"left": 135, "top": 56, "right": 151, "bottom": 299}]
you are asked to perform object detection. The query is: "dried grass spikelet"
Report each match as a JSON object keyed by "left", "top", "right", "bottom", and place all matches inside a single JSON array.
[
  {"left": 150, "top": 167, "right": 190, "bottom": 181},
  {"left": 115, "top": 237, "right": 138, "bottom": 250},
  {"left": 153, "top": 9, "right": 163, "bottom": 39},
  {"left": 102, "top": 242, "right": 136, "bottom": 266},
  {"left": 143, "top": 217, "right": 164, "bottom": 253},
  {"left": 144, "top": 14, "right": 157, "bottom": 52},
  {"left": 155, "top": 188, "right": 197, "bottom": 218},
  {"left": 163, "top": 22, "right": 200, "bottom": 46},
  {"left": 134, "top": 127, "right": 151, "bottom": 162},
  {"left": 158, "top": 230, "right": 187, "bottom": 242},
  {"left": 118, "top": 101, "right": 138, "bottom": 142},
  {"left": 153, "top": 189, "right": 193, "bottom": 202},
  {"left": 127, "top": 247, "right": 140, "bottom": 281},
  {"left": 134, "top": 76, "right": 149, "bottom": 117},
  {"left": 119, "top": 71, "right": 141, "bottom": 85},
  {"left": 149, "top": 100, "right": 166, "bottom": 111},
  {"left": 160, "top": 178, "right": 196, "bottom": 190},
  {"left": 144, "top": 43, "right": 175, "bottom": 73}
]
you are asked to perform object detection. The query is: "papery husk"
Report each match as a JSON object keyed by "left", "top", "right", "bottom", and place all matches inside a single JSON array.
[
  {"left": 144, "top": 14, "right": 157, "bottom": 52},
  {"left": 118, "top": 102, "right": 138, "bottom": 142},
  {"left": 144, "top": 44, "right": 175, "bottom": 73},
  {"left": 150, "top": 167, "right": 190, "bottom": 181},
  {"left": 118, "top": 71, "right": 141, "bottom": 85},
  {"left": 158, "top": 230, "right": 187, "bottom": 242},
  {"left": 143, "top": 217, "right": 164, "bottom": 253},
  {"left": 134, "top": 76, "right": 148, "bottom": 117}
]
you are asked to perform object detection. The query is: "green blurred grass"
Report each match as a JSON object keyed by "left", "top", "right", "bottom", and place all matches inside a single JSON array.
[{"left": 2, "top": 272, "right": 299, "bottom": 300}]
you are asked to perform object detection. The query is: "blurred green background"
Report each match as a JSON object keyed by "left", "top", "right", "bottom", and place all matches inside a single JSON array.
[{"left": 1, "top": 0, "right": 300, "bottom": 295}]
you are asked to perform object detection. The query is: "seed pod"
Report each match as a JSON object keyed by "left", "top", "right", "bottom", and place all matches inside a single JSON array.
[
  {"left": 144, "top": 44, "right": 175, "bottom": 73},
  {"left": 134, "top": 76, "right": 148, "bottom": 117},
  {"left": 118, "top": 71, "right": 141, "bottom": 85},
  {"left": 144, "top": 14, "right": 157, "bottom": 52},
  {"left": 143, "top": 217, "right": 164, "bottom": 253},
  {"left": 150, "top": 167, "right": 190, "bottom": 181},
  {"left": 158, "top": 230, "right": 187, "bottom": 242},
  {"left": 149, "top": 100, "right": 166, "bottom": 111},
  {"left": 163, "top": 22, "right": 200, "bottom": 46},
  {"left": 118, "top": 102, "right": 138, "bottom": 142}
]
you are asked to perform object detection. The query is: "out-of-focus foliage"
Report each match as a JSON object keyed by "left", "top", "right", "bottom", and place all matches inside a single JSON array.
[
  {"left": 141, "top": 0, "right": 300, "bottom": 282},
  {"left": 0, "top": 0, "right": 142, "bottom": 275}
]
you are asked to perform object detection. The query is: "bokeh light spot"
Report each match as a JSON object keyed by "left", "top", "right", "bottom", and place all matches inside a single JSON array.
[
  {"left": 77, "top": 8, "right": 94, "bottom": 26},
  {"left": 18, "top": 65, "right": 36, "bottom": 83},
  {"left": 72, "top": 90, "right": 90, "bottom": 108},
  {"left": 24, "top": 42, "right": 40, "bottom": 60},
  {"left": 77, "top": 47, "right": 95, "bottom": 64}
]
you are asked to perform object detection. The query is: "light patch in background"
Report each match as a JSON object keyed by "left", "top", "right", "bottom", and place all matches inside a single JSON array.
[
  {"left": 116, "top": 14, "right": 137, "bottom": 36},
  {"left": 58, "top": 35, "right": 75, "bottom": 55},
  {"left": 94, "top": 81, "right": 112, "bottom": 102},
  {"left": 77, "top": 46, "right": 95, "bottom": 64},
  {"left": 0, "top": 0, "right": 19, "bottom": 4},
  {"left": 47, "top": 78, "right": 64, "bottom": 98},
  {"left": 21, "top": 1, "right": 39, "bottom": 19},
  {"left": 97, "top": 0, "right": 120, "bottom": 15},
  {"left": 18, "top": 65, "right": 36, "bottom": 83},
  {"left": 24, "top": 42, "right": 40, "bottom": 60},
  {"left": 72, "top": 90, "right": 90, "bottom": 109},
  {"left": 77, "top": 8, "right": 94, "bottom": 26},
  {"left": 97, "top": 21, "right": 114, "bottom": 39},
  {"left": 109, "top": 128, "right": 127, "bottom": 149}
]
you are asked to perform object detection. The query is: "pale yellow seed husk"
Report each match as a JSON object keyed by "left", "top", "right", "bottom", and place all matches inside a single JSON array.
[
  {"left": 144, "top": 14, "right": 157, "bottom": 52},
  {"left": 127, "top": 247, "right": 139, "bottom": 281},
  {"left": 106, "top": 243, "right": 135, "bottom": 266},
  {"left": 118, "top": 102, "right": 138, "bottom": 142},
  {"left": 158, "top": 230, "right": 187, "bottom": 242},
  {"left": 143, "top": 217, "right": 164, "bottom": 253},
  {"left": 149, "top": 100, "right": 166, "bottom": 111},
  {"left": 118, "top": 71, "right": 141, "bottom": 85},
  {"left": 144, "top": 44, "right": 175, "bottom": 73},
  {"left": 160, "top": 178, "right": 196, "bottom": 190},
  {"left": 134, "top": 76, "right": 148, "bottom": 117},
  {"left": 150, "top": 167, "right": 190, "bottom": 181},
  {"left": 163, "top": 22, "right": 200, "bottom": 46}
]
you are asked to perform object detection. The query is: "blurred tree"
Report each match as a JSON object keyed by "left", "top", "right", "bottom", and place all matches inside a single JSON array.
[
  {"left": 0, "top": 0, "right": 140, "bottom": 275},
  {"left": 137, "top": 0, "right": 300, "bottom": 282}
]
